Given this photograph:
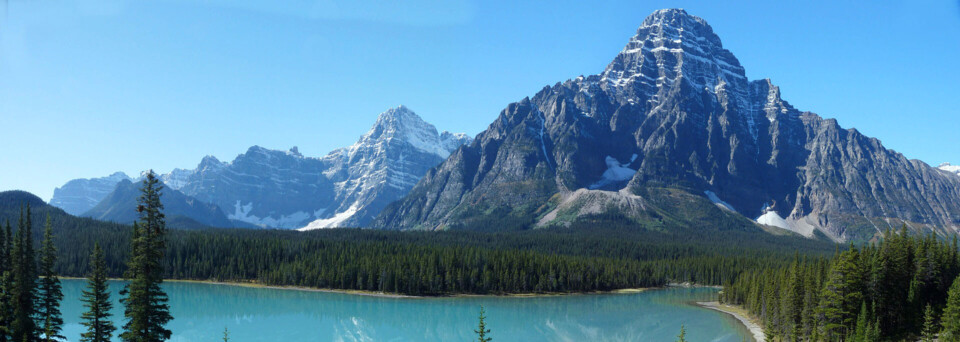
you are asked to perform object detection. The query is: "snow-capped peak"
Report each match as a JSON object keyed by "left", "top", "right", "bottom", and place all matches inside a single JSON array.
[
  {"left": 939, "top": 163, "right": 960, "bottom": 177},
  {"left": 356, "top": 105, "right": 462, "bottom": 158}
]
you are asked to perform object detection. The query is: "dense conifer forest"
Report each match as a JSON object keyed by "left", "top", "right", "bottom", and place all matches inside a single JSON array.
[
  {"left": 722, "top": 227, "right": 960, "bottom": 341},
  {"left": 0, "top": 190, "right": 836, "bottom": 296}
]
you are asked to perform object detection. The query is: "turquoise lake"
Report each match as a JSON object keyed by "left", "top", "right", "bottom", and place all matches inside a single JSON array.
[{"left": 58, "top": 279, "right": 753, "bottom": 341}]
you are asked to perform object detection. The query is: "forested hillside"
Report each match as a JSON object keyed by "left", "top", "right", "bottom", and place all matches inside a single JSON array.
[{"left": 722, "top": 227, "right": 960, "bottom": 341}]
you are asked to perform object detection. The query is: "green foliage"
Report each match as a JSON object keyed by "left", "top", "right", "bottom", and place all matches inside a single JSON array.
[
  {"left": 676, "top": 325, "right": 687, "bottom": 342},
  {"left": 819, "top": 245, "right": 863, "bottom": 339},
  {"left": 0, "top": 220, "right": 12, "bottom": 342},
  {"left": 474, "top": 305, "right": 491, "bottom": 342},
  {"left": 38, "top": 215, "right": 64, "bottom": 342},
  {"left": 942, "top": 275, "right": 960, "bottom": 342},
  {"left": 724, "top": 228, "right": 960, "bottom": 341},
  {"left": 222, "top": 327, "right": 229, "bottom": 342},
  {"left": 80, "top": 243, "right": 115, "bottom": 342},
  {"left": 11, "top": 205, "right": 38, "bottom": 341},
  {"left": 120, "top": 172, "right": 173, "bottom": 342},
  {"left": 921, "top": 304, "right": 939, "bottom": 342}
]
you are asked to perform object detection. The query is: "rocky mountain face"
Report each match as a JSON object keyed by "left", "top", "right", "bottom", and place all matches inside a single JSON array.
[
  {"left": 154, "top": 106, "right": 470, "bottom": 229},
  {"left": 84, "top": 179, "right": 234, "bottom": 229},
  {"left": 373, "top": 9, "right": 960, "bottom": 241},
  {"left": 50, "top": 172, "right": 132, "bottom": 215}
]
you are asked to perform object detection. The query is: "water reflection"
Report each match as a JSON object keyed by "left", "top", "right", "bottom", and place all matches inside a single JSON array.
[{"left": 58, "top": 280, "right": 751, "bottom": 342}]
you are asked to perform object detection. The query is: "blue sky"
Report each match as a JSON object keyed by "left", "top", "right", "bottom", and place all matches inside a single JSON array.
[{"left": 2, "top": 0, "right": 959, "bottom": 201}]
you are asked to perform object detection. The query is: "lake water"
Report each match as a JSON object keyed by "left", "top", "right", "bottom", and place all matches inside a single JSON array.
[{"left": 58, "top": 279, "right": 753, "bottom": 342}]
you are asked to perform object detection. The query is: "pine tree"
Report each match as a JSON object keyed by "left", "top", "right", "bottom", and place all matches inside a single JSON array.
[
  {"left": 818, "top": 246, "right": 863, "bottom": 340},
  {"left": 676, "top": 325, "right": 687, "bottom": 342},
  {"left": 120, "top": 172, "right": 173, "bottom": 342},
  {"left": 37, "top": 215, "right": 64, "bottom": 342},
  {"left": 474, "top": 305, "right": 491, "bottom": 342},
  {"left": 867, "top": 319, "right": 880, "bottom": 342},
  {"left": 11, "top": 205, "right": 38, "bottom": 342},
  {"left": 80, "top": 243, "right": 115, "bottom": 342},
  {"left": 222, "top": 327, "right": 229, "bottom": 342},
  {"left": 921, "top": 304, "right": 939, "bottom": 342},
  {"left": 850, "top": 301, "right": 870, "bottom": 342},
  {"left": 0, "top": 220, "right": 11, "bottom": 342},
  {"left": 942, "top": 275, "right": 960, "bottom": 342}
]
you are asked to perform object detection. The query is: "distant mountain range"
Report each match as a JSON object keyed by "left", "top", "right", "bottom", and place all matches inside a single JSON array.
[
  {"left": 50, "top": 172, "right": 133, "bottom": 216},
  {"left": 50, "top": 106, "right": 471, "bottom": 229},
  {"left": 372, "top": 9, "right": 960, "bottom": 242},
  {"left": 84, "top": 179, "right": 234, "bottom": 229}
]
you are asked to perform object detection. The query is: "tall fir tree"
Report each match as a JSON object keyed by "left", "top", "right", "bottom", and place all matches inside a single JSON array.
[
  {"left": 120, "top": 172, "right": 173, "bottom": 342},
  {"left": 80, "top": 243, "right": 116, "bottom": 342},
  {"left": 37, "top": 215, "right": 63, "bottom": 342},
  {"left": 849, "top": 301, "right": 870, "bottom": 342},
  {"left": 11, "top": 205, "right": 38, "bottom": 342},
  {"left": 921, "top": 304, "right": 939, "bottom": 342},
  {"left": 474, "top": 305, "right": 491, "bottom": 342},
  {"left": 0, "top": 220, "right": 11, "bottom": 342},
  {"left": 942, "top": 275, "right": 960, "bottom": 342},
  {"left": 676, "top": 325, "right": 687, "bottom": 342},
  {"left": 818, "top": 245, "right": 863, "bottom": 340}
]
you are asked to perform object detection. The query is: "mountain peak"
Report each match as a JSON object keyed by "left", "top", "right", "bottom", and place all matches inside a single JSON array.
[
  {"left": 361, "top": 106, "right": 455, "bottom": 157},
  {"left": 601, "top": 8, "right": 746, "bottom": 94}
]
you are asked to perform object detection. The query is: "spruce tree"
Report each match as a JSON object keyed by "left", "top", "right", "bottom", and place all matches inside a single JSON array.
[
  {"left": 80, "top": 243, "right": 116, "bottom": 342},
  {"left": 222, "top": 327, "right": 229, "bottom": 342},
  {"left": 120, "top": 172, "right": 173, "bottom": 342},
  {"left": 37, "top": 215, "right": 63, "bottom": 342},
  {"left": 921, "top": 304, "right": 939, "bottom": 342},
  {"left": 11, "top": 205, "right": 38, "bottom": 342},
  {"left": 676, "top": 325, "right": 687, "bottom": 342},
  {"left": 0, "top": 221, "right": 11, "bottom": 342},
  {"left": 474, "top": 305, "right": 491, "bottom": 342},
  {"left": 942, "top": 275, "right": 960, "bottom": 342},
  {"left": 818, "top": 246, "right": 863, "bottom": 340},
  {"left": 850, "top": 302, "right": 870, "bottom": 342}
]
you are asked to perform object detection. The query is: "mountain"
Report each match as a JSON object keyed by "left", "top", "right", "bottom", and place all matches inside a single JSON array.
[
  {"left": 156, "top": 106, "right": 470, "bottom": 229},
  {"left": 300, "top": 105, "right": 472, "bottom": 229},
  {"left": 84, "top": 179, "right": 234, "bottom": 229},
  {"left": 50, "top": 172, "right": 132, "bottom": 215},
  {"left": 373, "top": 9, "right": 960, "bottom": 242},
  {"left": 940, "top": 163, "right": 960, "bottom": 178}
]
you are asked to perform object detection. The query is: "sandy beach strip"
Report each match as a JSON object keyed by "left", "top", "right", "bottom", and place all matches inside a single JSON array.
[{"left": 697, "top": 301, "right": 765, "bottom": 342}]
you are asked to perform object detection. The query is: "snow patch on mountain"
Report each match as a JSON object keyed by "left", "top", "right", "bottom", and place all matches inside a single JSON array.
[
  {"left": 588, "top": 155, "right": 638, "bottom": 189},
  {"left": 299, "top": 205, "right": 360, "bottom": 230},
  {"left": 228, "top": 200, "right": 314, "bottom": 229}
]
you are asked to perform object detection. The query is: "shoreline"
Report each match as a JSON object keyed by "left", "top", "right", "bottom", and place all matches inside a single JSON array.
[
  {"left": 696, "top": 301, "right": 765, "bottom": 342},
  {"left": 61, "top": 276, "right": 657, "bottom": 299}
]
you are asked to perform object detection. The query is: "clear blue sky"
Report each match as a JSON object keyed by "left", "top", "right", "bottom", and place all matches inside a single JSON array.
[{"left": 2, "top": 0, "right": 959, "bottom": 201}]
